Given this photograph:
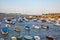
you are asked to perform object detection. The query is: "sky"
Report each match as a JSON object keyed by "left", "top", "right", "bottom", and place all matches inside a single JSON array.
[{"left": 0, "top": 0, "right": 60, "bottom": 15}]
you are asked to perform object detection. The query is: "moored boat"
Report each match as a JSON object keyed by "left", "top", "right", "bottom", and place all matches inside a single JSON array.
[
  {"left": 32, "top": 25, "right": 41, "bottom": 29},
  {"left": 24, "top": 25, "right": 30, "bottom": 31},
  {"left": 24, "top": 35, "right": 32, "bottom": 40},
  {"left": 46, "top": 35, "right": 54, "bottom": 40},
  {"left": 11, "top": 36, "right": 17, "bottom": 40},
  {"left": 1, "top": 27, "right": 8, "bottom": 35},
  {"left": 14, "top": 26, "right": 20, "bottom": 32},
  {"left": 34, "top": 36, "right": 40, "bottom": 40}
]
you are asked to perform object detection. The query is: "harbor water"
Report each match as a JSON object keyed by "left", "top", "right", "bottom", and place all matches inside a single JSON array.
[{"left": 0, "top": 16, "right": 60, "bottom": 40}]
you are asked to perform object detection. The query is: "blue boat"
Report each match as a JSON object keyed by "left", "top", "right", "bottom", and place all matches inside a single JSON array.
[
  {"left": 24, "top": 25, "right": 30, "bottom": 31},
  {"left": 1, "top": 27, "right": 8, "bottom": 35}
]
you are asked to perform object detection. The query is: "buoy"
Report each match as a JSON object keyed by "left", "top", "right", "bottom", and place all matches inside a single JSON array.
[
  {"left": 24, "top": 35, "right": 32, "bottom": 40},
  {"left": 34, "top": 36, "right": 40, "bottom": 40},
  {"left": 11, "top": 37, "right": 17, "bottom": 40}
]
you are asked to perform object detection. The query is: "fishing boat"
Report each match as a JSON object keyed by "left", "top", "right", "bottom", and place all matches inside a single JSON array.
[
  {"left": 11, "top": 37, "right": 17, "bottom": 40},
  {"left": 25, "top": 16, "right": 33, "bottom": 20},
  {"left": 12, "top": 19, "right": 16, "bottom": 22},
  {"left": 24, "top": 17, "right": 29, "bottom": 22},
  {"left": 34, "top": 36, "right": 40, "bottom": 40},
  {"left": 54, "top": 18, "right": 60, "bottom": 26},
  {"left": 40, "top": 18, "right": 46, "bottom": 22},
  {"left": 5, "top": 24, "right": 10, "bottom": 27},
  {"left": 1, "top": 27, "right": 8, "bottom": 35},
  {"left": 5, "top": 18, "right": 12, "bottom": 24},
  {"left": 41, "top": 26, "right": 49, "bottom": 29},
  {"left": 17, "top": 36, "right": 22, "bottom": 40},
  {"left": 33, "top": 19, "right": 37, "bottom": 22},
  {"left": 24, "top": 25, "right": 30, "bottom": 31},
  {"left": 14, "top": 26, "right": 20, "bottom": 32},
  {"left": 18, "top": 17, "right": 24, "bottom": 22},
  {"left": 46, "top": 35, "right": 54, "bottom": 40},
  {"left": 24, "top": 35, "right": 32, "bottom": 40},
  {"left": 5, "top": 17, "right": 15, "bottom": 24},
  {"left": 37, "top": 20, "right": 41, "bottom": 22},
  {"left": 32, "top": 25, "right": 41, "bottom": 29},
  {"left": 50, "top": 18, "right": 56, "bottom": 24}
]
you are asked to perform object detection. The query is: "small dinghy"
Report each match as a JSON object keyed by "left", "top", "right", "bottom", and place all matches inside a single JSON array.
[
  {"left": 5, "top": 18, "right": 15, "bottom": 24},
  {"left": 40, "top": 18, "right": 46, "bottom": 22},
  {"left": 34, "top": 36, "right": 40, "bottom": 40},
  {"left": 32, "top": 25, "right": 41, "bottom": 29},
  {"left": 1, "top": 27, "right": 8, "bottom": 35},
  {"left": 17, "top": 36, "right": 22, "bottom": 40},
  {"left": 46, "top": 35, "right": 54, "bottom": 40},
  {"left": 5, "top": 24, "right": 10, "bottom": 27},
  {"left": 18, "top": 17, "right": 23, "bottom": 22},
  {"left": 14, "top": 26, "right": 20, "bottom": 32},
  {"left": 33, "top": 19, "right": 37, "bottom": 22},
  {"left": 27, "top": 16, "right": 32, "bottom": 20},
  {"left": 5, "top": 18, "right": 12, "bottom": 24},
  {"left": 24, "top": 17, "right": 29, "bottom": 22},
  {"left": 41, "top": 26, "right": 49, "bottom": 29},
  {"left": 11, "top": 36, "right": 17, "bottom": 40},
  {"left": 55, "top": 23, "right": 60, "bottom": 26},
  {"left": 54, "top": 19, "right": 60, "bottom": 26},
  {"left": 24, "top": 25, "right": 30, "bottom": 31},
  {"left": 24, "top": 35, "right": 32, "bottom": 40}
]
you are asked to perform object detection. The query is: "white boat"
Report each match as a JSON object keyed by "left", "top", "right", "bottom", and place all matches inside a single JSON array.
[
  {"left": 5, "top": 20, "right": 10, "bottom": 23},
  {"left": 33, "top": 19, "right": 37, "bottom": 21},
  {"left": 54, "top": 23, "right": 60, "bottom": 26},
  {"left": 5, "top": 24, "right": 10, "bottom": 27},
  {"left": 54, "top": 18, "right": 60, "bottom": 26},
  {"left": 37, "top": 20, "right": 41, "bottom": 22},
  {"left": 24, "top": 17, "right": 29, "bottom": 22},
  {"left": 32, "top": 25, "right": 41, "bottom": 29},
  {"left": 34, "top": 36, "right": 40, "bottom": 40},
  {"left": 24, "top": 35, "right": 32, "bottom": 40},
  {"left": 41, "top": 26, "right": 49, "bottom": 29}
]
